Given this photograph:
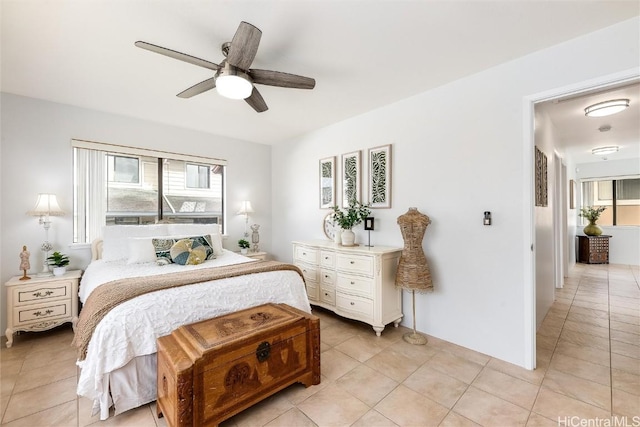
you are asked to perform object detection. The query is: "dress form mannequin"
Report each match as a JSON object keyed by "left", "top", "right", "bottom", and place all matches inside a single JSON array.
[{"left": 395, "top": 207, "right": 432, "bottom": 344}]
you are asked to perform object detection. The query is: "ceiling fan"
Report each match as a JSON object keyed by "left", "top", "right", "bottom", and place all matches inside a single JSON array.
[{"left": 135, "top": 21, "right": 315, "bottom": 113}]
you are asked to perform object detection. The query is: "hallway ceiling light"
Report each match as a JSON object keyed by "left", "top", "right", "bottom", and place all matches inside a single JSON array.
[
  {"left": 591, "top": 146, "right": 619, "bottom": 156},
  {"left": 584, "top": 99, "right": 629, "bottom": 117}
]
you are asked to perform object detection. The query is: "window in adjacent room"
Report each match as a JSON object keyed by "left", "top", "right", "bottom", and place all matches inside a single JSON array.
[
  {"left": 581, "top": 177, "right": 640, "bottom": 226},
  {"left": 72, "top": 140, "right": 226, "bottom": 243}
]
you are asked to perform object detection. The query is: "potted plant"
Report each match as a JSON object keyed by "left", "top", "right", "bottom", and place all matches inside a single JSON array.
[
  {"left": 331, "top": 201, "right": 371, "bottom": 246},
  {"left": 46, "top": 251, "right": 70, "bottom": 276},
  {"left": 579, "top": 206, "right": 607, "bottom": 236},
  {"left": 238, "top": 239, "right": 250, "bottom": 255}
]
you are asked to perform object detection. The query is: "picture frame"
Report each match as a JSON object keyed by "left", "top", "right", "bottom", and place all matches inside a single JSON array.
[
  {"left": 569, "top": 179, "right": 576, "bottom": 209},
  {"left": 535, "top": 146, "right": 548, "bottom": 207},
  {"left": 341, "top": 150, "right": 361, "bottom": 208},
  {"left": 368, "top": 144, "right": 392, "bottom": 208},
  {"left": 319, "top": 156, "right": 336, "bottom": 208},
  {"left": 364, "top": 217, "right": 375, "bottom": 231}
]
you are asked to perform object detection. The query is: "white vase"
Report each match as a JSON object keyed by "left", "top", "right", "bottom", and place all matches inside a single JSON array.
[
  {"left": 240, "top": 248, "right": 248, "bottom": 255},
  {"left": 53, "top": 266, "right": 66, "bottom": 276},
  {"left": 341, "top": 229, "right": 355, "bottom": 246}
]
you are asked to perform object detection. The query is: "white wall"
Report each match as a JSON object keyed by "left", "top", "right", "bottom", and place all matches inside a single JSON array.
[
  {"left": 271, "top": 17, "right": 640, "bottom": 368},
  {"left": 533, "top": 109, "right": 556, "bottom": 330},
  {"left": 575, "top": 158, "right": 640, "bottom": 265},
  {"left": 0, "top": 93, "right": 272, "bottom": 335}
]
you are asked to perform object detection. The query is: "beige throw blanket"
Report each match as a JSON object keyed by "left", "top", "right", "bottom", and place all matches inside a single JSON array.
[{"left": 73, "top": 261, "right": 304, "bottom": 360}]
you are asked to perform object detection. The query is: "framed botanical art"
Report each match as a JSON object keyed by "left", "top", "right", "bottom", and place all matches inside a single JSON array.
[
  {"left": 535, "top": 146, "right": 548, "bottom": 207},
  {"left": 319, "top": 156, "right": 336, "bottom": 208},
  {"left": 341, "top": 150, "right": 361, "bottom": 207},
  {"left": 368, "top": 144, "right": 392, "bottom": 208}
]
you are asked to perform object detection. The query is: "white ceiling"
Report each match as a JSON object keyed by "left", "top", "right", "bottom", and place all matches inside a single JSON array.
[
  {"left": 537, "top": 82, "right": 640, "bottom": 165},
  {"left": 1, "top": 1, "right": 639, "bottom": 146}
]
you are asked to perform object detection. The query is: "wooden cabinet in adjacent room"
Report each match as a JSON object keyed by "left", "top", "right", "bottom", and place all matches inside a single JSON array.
[{"left": 577, "top": 235, "right": 611, "bottom": 264}]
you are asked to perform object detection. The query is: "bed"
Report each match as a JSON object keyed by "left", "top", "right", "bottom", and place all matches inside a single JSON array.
[{"left": 75, "top": 224, "right": 311, "bottom": 420}]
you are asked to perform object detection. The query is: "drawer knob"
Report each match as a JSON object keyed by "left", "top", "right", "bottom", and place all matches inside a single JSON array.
[
  {"left": 350, "top": 302, "right": 355, "bottom": 306},
  {"left": 325, "top": 256, "right": 329, "bottom": 259},
  {"left": 325, "top": 292, "right": 329, "bottom": 296},
  {"left": 325, "top": 275, "right": 329, "bottom": 278},
  {"left": 302, "top": 252, "right": 307, "bottom": 255},
  {"left": 350, "top": 281, "right": 355, "bottom": 285},
  {"left": 350, "top": 261, "right": 355, "bottom": 264}
]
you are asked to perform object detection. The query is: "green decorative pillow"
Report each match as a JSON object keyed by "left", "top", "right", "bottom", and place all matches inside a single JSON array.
[
  {"left": 152, "top": 234, "right": 215, "bottom": 264},
  {"left": 170, "top": 239, "right": 207, "bottom": 265}
]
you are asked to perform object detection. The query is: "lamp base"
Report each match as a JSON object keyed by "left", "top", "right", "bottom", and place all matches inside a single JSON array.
[{"left": 403, "top": 331, "right": 427, "bottom": 345}]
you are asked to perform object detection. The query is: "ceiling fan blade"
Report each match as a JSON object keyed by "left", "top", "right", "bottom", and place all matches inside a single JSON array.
[
  {"left": 245, "top": 86, "right": 268, "bottom": 113},
  {"left": 177, "top": 77, "right": 216, "bottom": 98},
  {"left": 135, "top": 41, "right": 219, "bottom": 71},
  {"left": 249, "top": 69, "right": 315, "bottom": 89},
  {"left": 226, "top": 22, "right": 262, "bottom": 70}
]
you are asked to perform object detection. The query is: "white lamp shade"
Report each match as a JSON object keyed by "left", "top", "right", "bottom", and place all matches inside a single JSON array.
[
  {"left": 237, "top": 201, "right": 254, "bottom": 215},
  {"left": 28, "top": 194, "right": 64, "bottom": 216},
  {"left": 216, "top": 75, "right": 253, "bottom": 100}
]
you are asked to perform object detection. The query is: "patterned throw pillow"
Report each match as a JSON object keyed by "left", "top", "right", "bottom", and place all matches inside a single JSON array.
[
  {"left": 169, "top": 239, "right": 207, "bottom": 265},
  {"left": 152, "top": 234, "right": 215, "bottom": 265}
]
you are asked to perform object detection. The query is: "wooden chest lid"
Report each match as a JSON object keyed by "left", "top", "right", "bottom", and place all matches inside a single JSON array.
[{"left": 170, "top": 303, "right": 310, "bottom": 358}]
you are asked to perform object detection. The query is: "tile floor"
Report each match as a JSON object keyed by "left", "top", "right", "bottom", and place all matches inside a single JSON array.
[{"left": 1, "top": 263, "right": 638, "bottom": 426}]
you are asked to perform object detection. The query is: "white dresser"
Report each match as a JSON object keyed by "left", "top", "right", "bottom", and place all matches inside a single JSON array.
[{"left": 292, "top": 240, "right": 402, "bottom": 336}]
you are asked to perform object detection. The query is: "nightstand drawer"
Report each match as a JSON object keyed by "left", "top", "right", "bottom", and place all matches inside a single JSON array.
[
  {"left": 336, "top": 254, "right": 374, "bottom": 276},
  {"left": 14, "top": 282, "right": 72, "bottom": 305},
  {"left": 14, "top": 301, "right": 71, "bottom": 325}
]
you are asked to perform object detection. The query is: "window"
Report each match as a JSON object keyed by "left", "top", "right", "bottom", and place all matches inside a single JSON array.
[
  {"left": 108, "top": 155, "right": 140, "bottom": 184},
  {"left": 73, "top": 140, "right": 226, "bottom": 243},
  {"left": 581, "top": 177, "right": 640, "bottom": 226},
  {"left": 186, "top": 163, "right": 210, "bottom": 189}
]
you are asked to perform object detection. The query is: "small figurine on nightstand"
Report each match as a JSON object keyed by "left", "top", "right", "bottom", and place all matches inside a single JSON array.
[
  {"left": 251, "top": 224, "right": 260, "bottom": 252},
  {"left": 19, "top": 245, "right": 31, "bottom": 281}
]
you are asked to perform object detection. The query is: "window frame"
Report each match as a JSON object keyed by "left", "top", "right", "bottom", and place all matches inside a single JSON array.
[{"left": 580, "top": 175, "right": 640, "bottom": 227}]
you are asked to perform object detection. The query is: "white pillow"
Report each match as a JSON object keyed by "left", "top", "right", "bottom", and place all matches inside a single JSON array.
[
  {"left": 167, "top": 224, "right": 220, "bottom": 236},
  {"left": 126, "top": 238, "right": 157, "bottom": 264},
  {"left": 167, "top": 224, "right": 223, "bottom": 256},
  {"left": 101, "top": 224, "right": 169, "bottom": 261}
]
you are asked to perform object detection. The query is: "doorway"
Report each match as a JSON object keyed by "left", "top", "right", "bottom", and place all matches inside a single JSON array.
[{"left": 523, "top": 69, "right": 639, "bottom": 370}]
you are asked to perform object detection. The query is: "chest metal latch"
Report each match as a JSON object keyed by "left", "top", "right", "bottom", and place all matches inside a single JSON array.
[{"left": 256, "top": 341, "right": 271, "bottom": 362}]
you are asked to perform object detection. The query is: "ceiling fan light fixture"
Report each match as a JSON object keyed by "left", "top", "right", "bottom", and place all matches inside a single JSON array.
[
  {"left": 591, "top": 146, "right": 619, "bottom": 156},
  {"left": 584, "top": 99, "right": 629, "bottom": 117},
  {"left": 215, "top": 64, "right": 253, "bottom": 100}
]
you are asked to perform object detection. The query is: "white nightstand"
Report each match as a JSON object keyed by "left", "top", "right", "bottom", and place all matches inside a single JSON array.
[
  {"left": 4, "top": 270, "right": 82, "bottom": 348},
  {"left": 239, "top": 251, "right": 268, "bottom": 260}
]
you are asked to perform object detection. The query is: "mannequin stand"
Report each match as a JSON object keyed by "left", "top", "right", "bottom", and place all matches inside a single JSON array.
[{"left": 403, "top": 290, "right": 427, "bottom": 345}]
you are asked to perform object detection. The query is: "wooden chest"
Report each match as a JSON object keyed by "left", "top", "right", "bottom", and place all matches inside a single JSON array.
[{"left": 156, "top": 303, "right": 320, "bottom": 427}]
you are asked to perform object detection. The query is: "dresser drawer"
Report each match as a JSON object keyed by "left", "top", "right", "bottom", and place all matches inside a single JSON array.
[
  {"left": 336, "top": 254, "right": 374, "bottom": 276},
  {"left": 320, "top": 269, "right": 335, "bottom": 286},
  {"left": 294, "top": 246, "right": 318, "bottom": 264},
  {"left": 305, "top": 280, "right": 319, "bottom": 302},
  {"left": 14, "top": 301, "right": 71, "bottom": 325},
  {"left": 336, "top": 293, "right": 373, "bottom": 319},
  {"left": 13, "top": 281, "right": 72, "bottom": 306},
  {"left": 320, "top": 286, "right": 336, "bottom": 305},
  {"left": 320, "top": 251, "right": 335, "bottom": 268},
  {"left": 337, "top": 273, "right": 373, "bottom": 298},
  {"left": 295, "top": 263, "right": 318, "bottom": 282}
]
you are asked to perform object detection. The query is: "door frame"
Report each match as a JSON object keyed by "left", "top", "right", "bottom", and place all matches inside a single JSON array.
[{"left": 521, "top": 68, "right": 639, "bottom": 370}]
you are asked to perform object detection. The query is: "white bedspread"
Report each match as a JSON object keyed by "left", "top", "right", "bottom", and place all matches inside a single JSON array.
[{"left": 76, "top": 250, "right": 311, "bottom": 418}]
